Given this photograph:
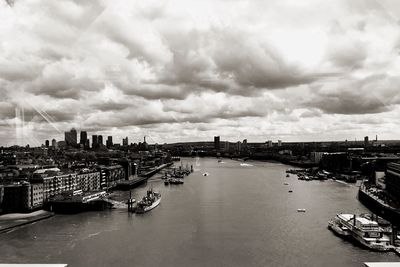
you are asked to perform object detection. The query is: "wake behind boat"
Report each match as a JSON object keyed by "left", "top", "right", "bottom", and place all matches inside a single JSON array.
[{"left": 136, "top": 189, "right": 161, "bottom": 214}]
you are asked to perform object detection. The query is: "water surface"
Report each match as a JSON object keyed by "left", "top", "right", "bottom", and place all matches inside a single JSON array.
[{"left": 0, "top": 158, "right": 398, "bottom": 266}]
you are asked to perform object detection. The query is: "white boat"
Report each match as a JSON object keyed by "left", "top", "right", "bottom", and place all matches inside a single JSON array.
[
  {"left": 331, "top": 214, "right": 391, "bottom": 251},
  {"left": 136, "top": 189, "right": 161, "bottom": 214},
  {"left": 328, "top": 220, "right": 351, "bottom": 236},
  {"left": 297, "top": 209, "right": 306, "bottom": 212}
]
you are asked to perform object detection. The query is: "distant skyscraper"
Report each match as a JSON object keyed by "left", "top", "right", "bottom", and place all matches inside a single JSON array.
[
  {"left": 278, "top": 140, "right": 282, "bottom": 147},
  {"left": 106, "top": 136, "right": 113, "bottom": 148},
  {"left": 122, "top": 137, "right": 128, "bottom": 146},
  {"left": 64, "top": 128, "right": 77, "bottom": 147},
  {"left": 45, "top": 140, "right": 49, "bottom": 147},
  {"left": 268, "top": 140, "right": 273, "bottom": 147},
  {"left": 80, "top": 131, "right": 87, "bottom": 146},
  {"left": 51, "top": 139, "right": 57, "bottom": 148},
  {"left": 92, "top": 135, "right": 98, "bottom": 149},
  {"left": 364, "top": 136, "right": 369, "bottom": 147},
  {"left": 98, "top": 135, "right": 103, "bottom": 146},
  {"left": 214, "top": 136, "right": 220, "bottom": 150}
]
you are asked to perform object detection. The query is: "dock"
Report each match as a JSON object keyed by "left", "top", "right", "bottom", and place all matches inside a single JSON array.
[{"left": 116, "top": 162, "right": 173, "bottom": 190}]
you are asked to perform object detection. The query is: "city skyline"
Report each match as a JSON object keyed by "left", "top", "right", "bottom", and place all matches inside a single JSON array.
[
  {"left": 14, "top": 128, "right": 395, "bottom": 148},
  {"left": 1, "top": 0, "right": 400, "bottom": 146}
]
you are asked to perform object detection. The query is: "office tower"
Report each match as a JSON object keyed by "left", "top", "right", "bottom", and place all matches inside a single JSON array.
[
  {"left": 51, "top": 139, "right": 57, "bottom": 148},
  {"left": 214, "top": 136, "right": 220, "bottom": 150},
  {"left": 106, "top": 136, "right": 113, "bottom": 148},
  {"left": 64, "top": 128, "right": 77, "bottom": 147},
  {"left": 80, "top": 131, "right": 88, "bottom": 145},
  {"left": 92, "top": 135, "right": 98, "bottom": 149},
  {"left": 98, "top": 135, "right": 103, "bottom": 146},
  {"left": 122, "top": 137, "right": 128, "bottom": 146}
]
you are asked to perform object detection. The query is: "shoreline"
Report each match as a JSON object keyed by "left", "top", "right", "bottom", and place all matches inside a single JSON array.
[{"left": 0, "top": 210, "right": 55, "bottom": 233}]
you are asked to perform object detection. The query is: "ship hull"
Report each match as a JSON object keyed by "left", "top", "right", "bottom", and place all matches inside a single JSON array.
[
  {"left": 328, "top": 221, "right": 351, "bottom": 237},
  {"left": 45, "top": 200, "right": 113, "bottom": 214},
  {"left": 136, "top": 197, "right": 161, "bottom": 214},
  {"left": 358, "top": 187, "right": 400, "bottom": 225},
  {"left": 353, "top": 234, "right": 391, "bottom": 252}
]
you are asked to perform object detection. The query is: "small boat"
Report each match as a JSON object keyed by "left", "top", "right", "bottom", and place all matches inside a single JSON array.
[
  {"left": 284, "top": 183, "right": 289, "bottom": 185},
  {"left": 328, "top": 219, "right": 351, "bottom": 237},
  {"left": 297, "top": 209, "right": 306, "bottom": 212},
  {"left": 288, "top": 190, "right": 293, "bottom": 193},
  {"left": 286, "top": 174, "right": 290, "bottom": 177},
  {"left": 164, "top": 180, "right": 169, "bottom": 185},
  {"left": 203, "top": 172, "right": 209, "bottom": 176},
  {"left": 168, "top": 178, "right": 184, "bottom": 184}
]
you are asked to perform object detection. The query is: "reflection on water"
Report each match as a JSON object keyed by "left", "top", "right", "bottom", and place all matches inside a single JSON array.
[{"left": 0, "top": 158, "right": 398, "bottom": 267}]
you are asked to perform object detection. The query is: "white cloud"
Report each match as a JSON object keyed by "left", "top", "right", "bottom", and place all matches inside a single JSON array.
[{"left": 0, "top": 0, "right": 400, "bottom": 146}]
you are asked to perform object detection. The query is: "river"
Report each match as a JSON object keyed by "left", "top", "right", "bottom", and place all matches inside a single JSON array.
[{"left": 0, "top": 158, "right": 398, "bottom": 266}]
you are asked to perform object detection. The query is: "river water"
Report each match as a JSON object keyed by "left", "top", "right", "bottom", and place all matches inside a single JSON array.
[{"left": 0, "top": 158, "right": 399, "bottom": 266}]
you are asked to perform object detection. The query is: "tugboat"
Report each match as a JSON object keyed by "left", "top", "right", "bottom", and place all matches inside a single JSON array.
[{"left": 136, "top": 189, "right": 161, "bottom": 214}]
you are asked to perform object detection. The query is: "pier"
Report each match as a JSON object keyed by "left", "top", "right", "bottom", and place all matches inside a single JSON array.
[{"left": 116, "top": 162, "right": 174, "bottom": 190}]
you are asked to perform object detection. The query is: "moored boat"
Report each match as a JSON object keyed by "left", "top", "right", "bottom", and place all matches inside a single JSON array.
[
  {"left": 358, "top": 182, "right": 400, "bottom": 224},
  {"left": 329, "top": 213, "right": 391, "bottom": 251},
  {"left": 328, "top": 219, "right": 351, "bottom": 237},
  {"left": 168, "top": 178, "right": 184, "bottom": 184},
  {"left": 136, "top": 189, "right": 161, "bottom": 214}
]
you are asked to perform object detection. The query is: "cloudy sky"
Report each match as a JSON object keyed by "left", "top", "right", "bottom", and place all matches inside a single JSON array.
[{"left": 1, "top": 0, "right": 400, "bottom": 146}]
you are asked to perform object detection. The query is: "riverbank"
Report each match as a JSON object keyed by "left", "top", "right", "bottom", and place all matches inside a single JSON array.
[
  {"left": 0, "top": 158, "right": 397, "bottom": 266},
  {"left": 0, "top": 210, "right": 54, "bottom": 233}
]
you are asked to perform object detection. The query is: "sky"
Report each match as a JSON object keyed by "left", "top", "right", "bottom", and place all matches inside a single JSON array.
[{"left": 1, "top": 0, "right": 400, "bottom": 146}]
